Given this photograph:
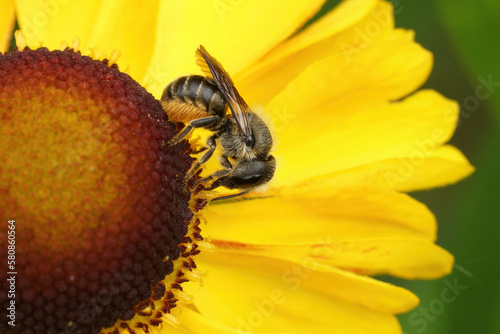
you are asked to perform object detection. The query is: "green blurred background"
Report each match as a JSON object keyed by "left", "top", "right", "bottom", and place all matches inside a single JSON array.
[{"left": 379, "top": 1, "right": 498, "bottom": 333}]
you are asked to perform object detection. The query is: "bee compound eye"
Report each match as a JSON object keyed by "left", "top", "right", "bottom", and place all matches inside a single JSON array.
[
  {"left": 231, "top": 174, "right": 264, "bottom": 188},
  {"left": 230, "top": 159, "right": 272, "bottom": 189}
]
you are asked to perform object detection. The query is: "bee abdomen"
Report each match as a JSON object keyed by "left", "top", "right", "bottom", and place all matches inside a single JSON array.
[{"left": 162, "top": 75, "right": 226, "bottom": 117}]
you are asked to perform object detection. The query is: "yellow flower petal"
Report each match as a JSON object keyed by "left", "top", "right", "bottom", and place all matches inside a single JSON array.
[
  {"left": 387, "top": 144, "right": 476, "bottom": 192},
  {"left": 185, "top": 251, "right": 404, "bottom": 333},
  {"left": 238, "top": 0, "right": 393, "bottom": 105},
  {"left": 313, "top": 238, "right": 454, "bottom": 279},
  {"left": 0, "top": 0, "right": 14, "bottom": 52},
  {"left": 260, "top": 0, "right": 380, "bottom": 64},
  {"left": 262, "top": 28, "right": 429, "bottom": 122},
  {"left": 205, "top": 186, "right": 450, "bottom": 279},
  {"left": 144, "top": 0, "right": 326, "bottom": 98},
  {"left": 176, "top": 308, "right": 296, "bottom": 334},
  {"left": 204, "top": 251, "right": 418, "bottom": 314},
  {"left": 284, "top": 187, "right": 437, "bottom": 239},
  {"left": 211, "top": 237, "right": 453, "bottom": 279},
  {"left": 271, "top": 90, "right": 459, "bottom": 186},
  {"left": 206, "top": 189, "right": 436, "bottom": 244},
  {"left": 15, "top": 0, "right": 158, "bottom": 80},
  {"left": 303, "top": 144, "right": 474, "bottom": 193}
]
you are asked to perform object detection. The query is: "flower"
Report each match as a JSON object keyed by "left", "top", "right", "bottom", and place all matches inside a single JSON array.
[{"left": 0, "top": 1, "right": 474, "bottom": 334}]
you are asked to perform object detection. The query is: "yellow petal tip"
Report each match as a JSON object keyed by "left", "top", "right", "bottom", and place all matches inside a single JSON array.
[{"left": 14, "top": 30, "right": 27, "bottom": 50}]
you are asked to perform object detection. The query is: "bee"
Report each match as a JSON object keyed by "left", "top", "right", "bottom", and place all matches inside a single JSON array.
[{"left": 160, "top": 45, "right": 276, "bottom": 200}]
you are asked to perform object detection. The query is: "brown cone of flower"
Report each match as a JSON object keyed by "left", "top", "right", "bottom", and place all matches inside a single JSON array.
[{"left": 0, "top": 47, "right": 194, "bottom": 333}]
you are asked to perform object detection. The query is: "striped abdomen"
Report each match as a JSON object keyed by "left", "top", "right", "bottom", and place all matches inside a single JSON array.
[{"left": 161, "top": 75, "right": 226, "bottom": 123}]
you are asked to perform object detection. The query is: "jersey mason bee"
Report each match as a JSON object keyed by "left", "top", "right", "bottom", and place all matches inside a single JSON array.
[{"left": 160, "top": 45, "right": 276, "bottom": 200}]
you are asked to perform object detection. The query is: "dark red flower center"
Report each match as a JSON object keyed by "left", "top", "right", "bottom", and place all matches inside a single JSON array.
[{"left": 0, "top": 47, "right": 195, "bottom": 334}]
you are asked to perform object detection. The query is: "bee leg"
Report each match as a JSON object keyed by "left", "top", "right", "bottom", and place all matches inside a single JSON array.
[
  {"left": 207, "top": 175, "right": 252, "bottom": 200},
  {"left": 195, "top": 155, "right": 232, "bottom": 186},
  {"left": 195, "top": 168, "right": 231, "bottom": 187},
  {"left": 185, "top": 133, "right": 219, "bottom": 181},
  {"left": 210, "top": 189, "right": 252, "bottom": 202},
  {"left": 205, "top": 174, "right": 232, "bottom": 191},
  {"left": 168, "top": 115, "right": 220, "bottom": 146},
  {"left": 219, "top": 155, "right": 232, "bottom": 169},
  {"left": 190, "top": 146, "right": 208, "bottom": 154},
  {"left": 199, "top": 155, "right": 239, "bottom": 189},
  {"left": 202, "top": 158, "right": 253, "bottom": 201}
]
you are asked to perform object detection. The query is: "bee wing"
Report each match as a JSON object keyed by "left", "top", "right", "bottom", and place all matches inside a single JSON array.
[{"left": 195, "top": 45, "right": 251, "bottom": 136}]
